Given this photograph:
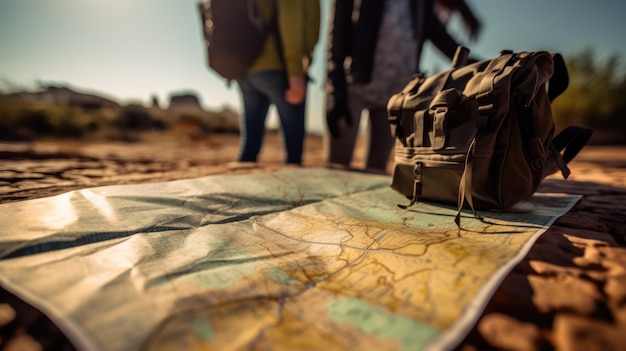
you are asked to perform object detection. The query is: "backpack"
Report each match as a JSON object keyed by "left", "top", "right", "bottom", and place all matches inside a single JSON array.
[
  {"left": 198, "top": 0, "right": 268, "bottom": 81},
  {"left": 387, "top": 46, "right": 592, "bottom": 225}
]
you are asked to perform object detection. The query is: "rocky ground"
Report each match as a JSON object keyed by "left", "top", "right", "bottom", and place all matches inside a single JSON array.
[
  {"left": 0, "top": 132, "right": 329, "bottom": 203},
  {"left": 1, "top": 133, "right": 625, "bottom": 350}
]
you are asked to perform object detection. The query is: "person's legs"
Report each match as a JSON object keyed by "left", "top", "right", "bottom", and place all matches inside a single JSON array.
[
  {"left": 244, "top": 70, "right": 305, "bottom": 164},
  {"left": 327, "top": 89, "right": 364, "bottom": 167},
  {"left": 236, "top": 74, "right": 271, "bottom": 162},
  {"left": 364, "top": 105, "right": 395, "bottom": 172},
  {"left": 275, "top": 100, "right": 306, "bottom": 164},
  {"left": 270, "top": 84, "right": 306, "bottom": 165}
]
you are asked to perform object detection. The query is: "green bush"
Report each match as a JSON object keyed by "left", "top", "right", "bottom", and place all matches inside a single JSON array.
[
  {"left": 17, "top": 108, "right": 54, "bottom": 133},
  {"left": 0, "top": 98, "right": 100, "bottom": 140},
  {"left": 116, "top": 105, "right": 155, "bottom": 131}
]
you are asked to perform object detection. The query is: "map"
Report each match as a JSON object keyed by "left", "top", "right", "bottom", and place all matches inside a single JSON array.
[{"left": 0, "top": 168, "right": 580, "bottom": 351}]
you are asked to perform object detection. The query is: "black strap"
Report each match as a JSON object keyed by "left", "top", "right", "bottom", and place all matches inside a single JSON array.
[
  {"left": 552, "top": 125, "right": 593, "bottom": 164},
  {"left": 548, "top": 53, "right": 569, "bottom": 102}
]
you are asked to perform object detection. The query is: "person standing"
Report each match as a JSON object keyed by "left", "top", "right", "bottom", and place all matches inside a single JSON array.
[
  {"left": 236, "top": 0, "right": 320, "bottom": 165},
  {"left": 325, "top": 0, "right": 481, "bottom": 173}
]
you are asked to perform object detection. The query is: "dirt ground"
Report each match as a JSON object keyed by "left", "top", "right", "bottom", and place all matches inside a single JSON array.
[
  {"left": 2, "top": 132, "right": 623, "bottom": 201},
  {"left": 1, "top": 133, "right": 626, "bottom": 350},
  {"left": 0, "top": 132, "right": 329, "bottom": 203}
]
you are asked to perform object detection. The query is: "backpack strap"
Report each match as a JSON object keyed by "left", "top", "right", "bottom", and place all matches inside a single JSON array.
[
  {"left": 455, "top": 138, "right": 483, "bottom": 227},
  {"left": 547, "top": 125, "right": 593, "bottom": 178},
  {"left": 476, "top": 52, "right": 516, "bottom": 117},
  {"left": 413, "top": 111, "right": 427, "bottom": 147},
  {"left": 455, "top": 52, "right": 517, "bottom": 227},
  {"left": 388, "top": 73, "right": 426, "bottom": 144},
  {"left": 548, "top": 53, "right": 569, "bottom": 102},
  {"left": 544, "top": 54, "right": 590, "bottom": 178},
  {"left": 388, "top": 65, "right": 455, "bottom": 143}
]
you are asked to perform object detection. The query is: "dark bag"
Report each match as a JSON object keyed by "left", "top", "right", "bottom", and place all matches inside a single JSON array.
[
  {"left": 198, "top": 0, "right": 267, "bottom": 80},
  {"left": 387, "top": 47, "right": 592, "bottom": 225}
]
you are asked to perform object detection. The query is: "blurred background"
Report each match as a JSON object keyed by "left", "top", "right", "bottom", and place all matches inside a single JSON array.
[{"left": 1, "top": 0, "right": 625, "bottom": 144}]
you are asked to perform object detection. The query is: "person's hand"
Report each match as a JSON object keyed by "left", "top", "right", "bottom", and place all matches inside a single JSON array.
[
  {"left": 460, "top": 9, "right": 481, "bottom": 41},
  {"left": 452, "top": 0, "right": 482, "bottom": 41},
  {"left": 326, "top": 98, "right": 351, "bottom": 138},
  {"left": 434, "top": 0, "right": 481, "bottom": 42},
  {"left": 285, "top": 75, "right": 306, "bottom": 104}
]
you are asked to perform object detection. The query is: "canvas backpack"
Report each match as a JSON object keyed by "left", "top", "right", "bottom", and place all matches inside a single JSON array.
[
  {"left": 198, "top": 0, "right": 268, "bottom": 81},
  {"left": 387, "top": 46, "right": 592, "bottom": 225}
]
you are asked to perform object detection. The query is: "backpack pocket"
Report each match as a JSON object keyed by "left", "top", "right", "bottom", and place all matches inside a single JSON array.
[{"left": 391, "top": 149, "right": 466, "bottom": 205}]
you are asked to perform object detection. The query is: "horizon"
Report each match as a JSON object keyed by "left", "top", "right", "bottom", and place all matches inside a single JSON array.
[{"left": 1, "top": 0, "right": 625, "bottom": 135}]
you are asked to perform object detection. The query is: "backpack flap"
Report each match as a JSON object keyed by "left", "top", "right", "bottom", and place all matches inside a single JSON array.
[
  {"left": 387, "top": 73, "right": 425, "bottom": 144},
  {"left": 406, "top": 89, "right": 465, "bottom": 150},
  {"left": 388, "top": 65, "right": 479, "bottom": 208},
  {"left": 429, "top": 88, "right": 462, "bottom": 150}
]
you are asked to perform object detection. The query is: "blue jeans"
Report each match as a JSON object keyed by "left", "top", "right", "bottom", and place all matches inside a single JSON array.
[{"left": 236, "top": 70, "right": 306, "bottom": 164}]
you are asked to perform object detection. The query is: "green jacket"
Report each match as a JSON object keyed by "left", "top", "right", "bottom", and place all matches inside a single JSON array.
[{"left": 249, "top": 0, "right": 320, "bottom": 78}]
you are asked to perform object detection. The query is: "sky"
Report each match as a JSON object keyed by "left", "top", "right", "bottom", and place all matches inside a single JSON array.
[{"left": 1, "top": 0, "right": 625, "bottom": 135}]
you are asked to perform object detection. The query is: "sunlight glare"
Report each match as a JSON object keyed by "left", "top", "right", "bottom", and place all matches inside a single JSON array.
[
  {"left": 40, "top": 192, "right": 78, "bottom": 230},
  {"left": 81, "top": 189, "right": 118, "bottom": 222}
]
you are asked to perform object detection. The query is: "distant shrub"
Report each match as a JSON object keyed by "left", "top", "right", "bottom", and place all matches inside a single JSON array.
[
  {"left": 0, "top": 93, "right": 240, "bottom": 141},
  {"left": 116, "top": 105, "right": 155, "bottom": 131},
  {"left": 174, "top": 110, "right": 239, "bottom": 134},
  {"left": 177, "top": 113, "right": 210, "bottom": 131},
  {"left": 17, "top": 107, "right": 54, "bottom": 134},
  {"left": 0, "top": 98, "right": 100, "bottom": 140}
]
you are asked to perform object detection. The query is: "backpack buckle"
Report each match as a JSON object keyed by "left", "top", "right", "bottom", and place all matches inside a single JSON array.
[
  {"left": 412, "top": 162, "right": 423, "bottom": 203},
  {"left": 476, "top": 91, "right": 496, "bottom": 115}
]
